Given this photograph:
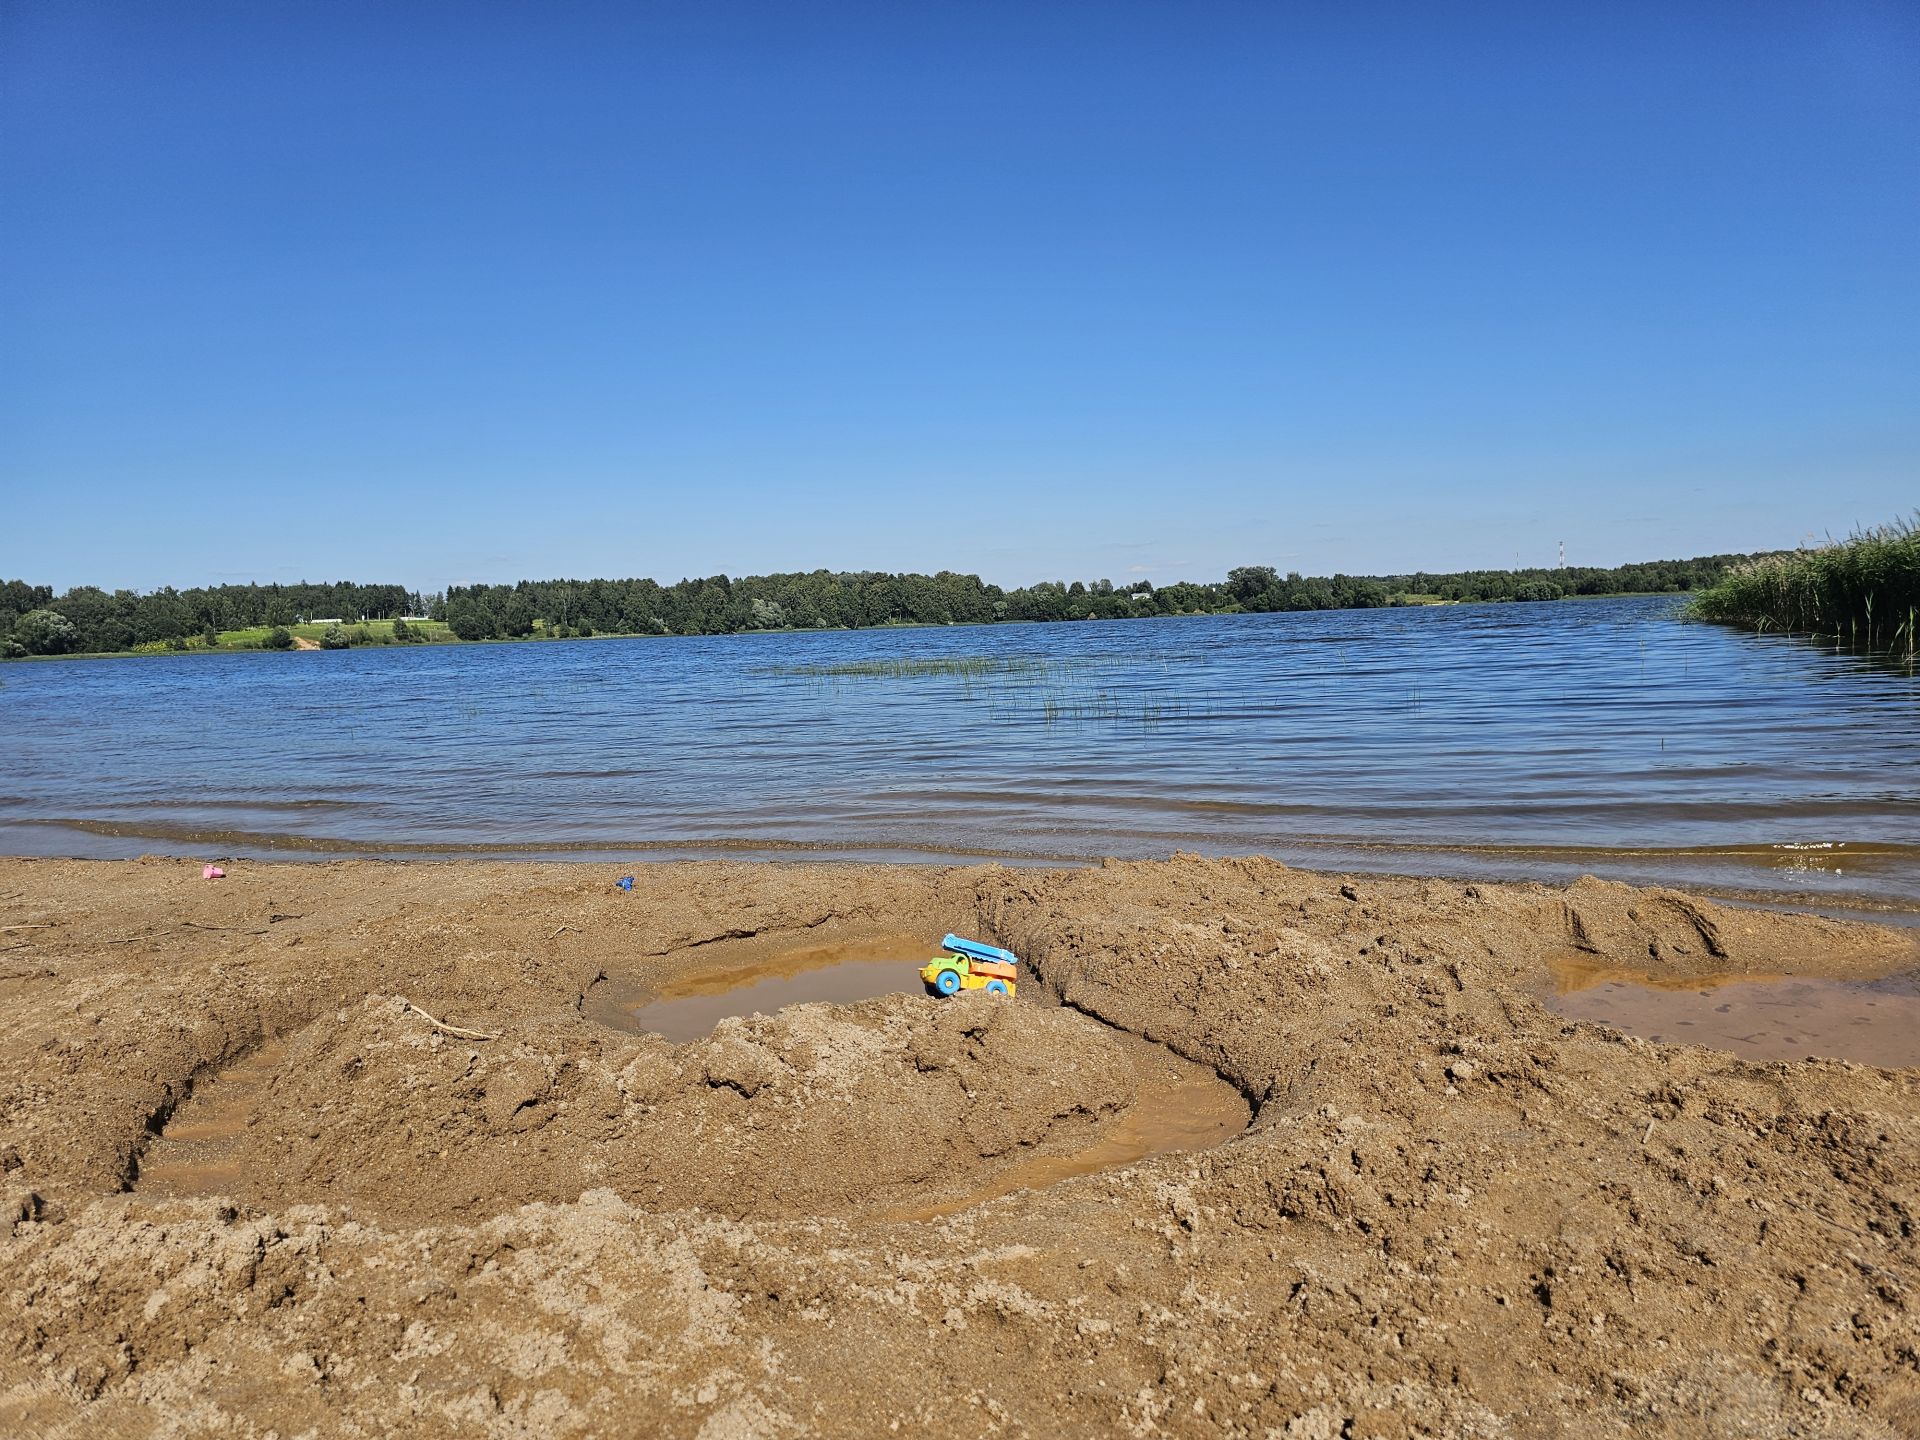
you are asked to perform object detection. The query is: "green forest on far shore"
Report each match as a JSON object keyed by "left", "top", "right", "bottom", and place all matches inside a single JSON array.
[{"left": 2, "top": 553, "right": 1749, "bottom": 658}]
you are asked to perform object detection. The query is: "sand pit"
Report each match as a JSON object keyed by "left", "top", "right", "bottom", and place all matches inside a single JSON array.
[{"left": 3, "top": 856, "right": 1919, "bottom": 1436}]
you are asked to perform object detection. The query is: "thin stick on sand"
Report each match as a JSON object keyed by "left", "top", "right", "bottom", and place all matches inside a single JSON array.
[{"left": 401, "top": 1001, "right": 498, "bottom": 1042}]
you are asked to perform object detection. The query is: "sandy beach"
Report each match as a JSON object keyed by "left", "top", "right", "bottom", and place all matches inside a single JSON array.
[{"left": 2, "top": 855, "right": 1917, "bottom": 1436}]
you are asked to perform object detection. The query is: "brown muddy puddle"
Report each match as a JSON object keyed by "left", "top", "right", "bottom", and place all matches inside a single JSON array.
[
  {"left": 586, "top": 931, "right": 935, "bottom": 1042},
  {"left": 1545, "top": 955, "right": 1920, "bottom": 1068},
  {"left": 135, "top": 1036, "right": 296, "bottom": 1197}
]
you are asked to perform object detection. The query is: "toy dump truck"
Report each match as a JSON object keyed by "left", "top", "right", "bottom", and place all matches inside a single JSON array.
[{"left": 920, "top": 934, "right": 1019, "bottom": 998}]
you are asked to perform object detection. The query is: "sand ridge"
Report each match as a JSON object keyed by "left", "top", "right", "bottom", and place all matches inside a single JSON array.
[{"left": 2, "top": 856, "right": 1917, "bottom": 1436}]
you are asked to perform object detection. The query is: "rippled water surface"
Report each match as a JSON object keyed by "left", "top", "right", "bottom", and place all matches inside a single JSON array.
[{"left": 4, "top": 598, "right": 1917, "bottom": 909}]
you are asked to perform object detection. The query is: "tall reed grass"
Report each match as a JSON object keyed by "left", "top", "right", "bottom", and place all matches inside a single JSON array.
[{"left": 1688, "top": 515, "right": 1919, "bottom": 656}]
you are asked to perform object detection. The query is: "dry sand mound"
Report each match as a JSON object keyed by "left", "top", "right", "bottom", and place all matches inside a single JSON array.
[{"left": 2, "top": 856, "right": 1917, "bottom": 1438}]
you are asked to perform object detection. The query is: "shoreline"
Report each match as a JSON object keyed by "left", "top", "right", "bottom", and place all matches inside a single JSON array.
[{"left": 6, "top": 827, "right": 1918, "bottom": 924}]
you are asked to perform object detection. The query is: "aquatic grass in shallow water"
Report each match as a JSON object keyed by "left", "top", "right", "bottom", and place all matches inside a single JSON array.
[
  {"left": 1689, "top": 514, "right": 1919, "bottom": 656},
  {"left": 1037, "top": 693, "right": 1193, "bottom": 725},
  {"left": 758, "top": 656, "right": 1054, "bottom": 680},
  {"left": 758, "top": 653, "right": 1198, "bottom": 725}
]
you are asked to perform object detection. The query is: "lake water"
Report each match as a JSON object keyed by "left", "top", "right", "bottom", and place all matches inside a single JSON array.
[{"left": 4, "top": 597, "right": 1918, "bottom": 913}]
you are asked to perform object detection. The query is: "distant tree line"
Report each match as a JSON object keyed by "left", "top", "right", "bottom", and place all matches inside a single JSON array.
[
  {"left": 1, "top": 553, "right": 1754, "bottom": 656},
  {"left": 1218, "top": 554, "right": 1750, "bottom": 612},
  {"left": 0, "top": 580, "right": 421, "bottom": 656}
]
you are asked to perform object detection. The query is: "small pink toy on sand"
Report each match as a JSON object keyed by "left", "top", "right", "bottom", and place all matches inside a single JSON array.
[{"left": 202, "top": 865, "right": 226, "bottom": 880}]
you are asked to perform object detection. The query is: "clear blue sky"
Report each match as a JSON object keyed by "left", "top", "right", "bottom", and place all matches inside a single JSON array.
[{"left": 3, "top": 1, "right": 1915, "bottom": 593}]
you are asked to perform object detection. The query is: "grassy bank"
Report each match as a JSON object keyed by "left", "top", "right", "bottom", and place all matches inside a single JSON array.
[
  {"left": 111, "top": 619, "right": 459, "bottom": 655},
  {"left": 215, "top": 619, "right": 456, "bottom": 649},
  {"left": 1688, "top": 516, "right": 1918, "bottom": 654}
]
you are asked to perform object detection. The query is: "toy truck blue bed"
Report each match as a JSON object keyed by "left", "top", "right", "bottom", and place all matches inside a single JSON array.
[{"left": 941, "top": 934, "right": 1019, "bottom": 967}]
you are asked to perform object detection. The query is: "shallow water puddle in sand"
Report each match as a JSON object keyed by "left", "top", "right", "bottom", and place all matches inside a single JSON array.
[
  {"left": 590, "top": 932, "right": 934, "bottom": 1042},
  {"left": 135, "top": 1036, "right": 296, "bottom": 1196},
  {"left": 1545, "top": 956, "right": 1920, "bottom": 1068}
]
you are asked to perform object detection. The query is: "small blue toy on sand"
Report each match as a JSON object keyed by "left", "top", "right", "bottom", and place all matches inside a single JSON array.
[{"left": 920, "top": 934, "right": 1019, "bottom": 998}]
